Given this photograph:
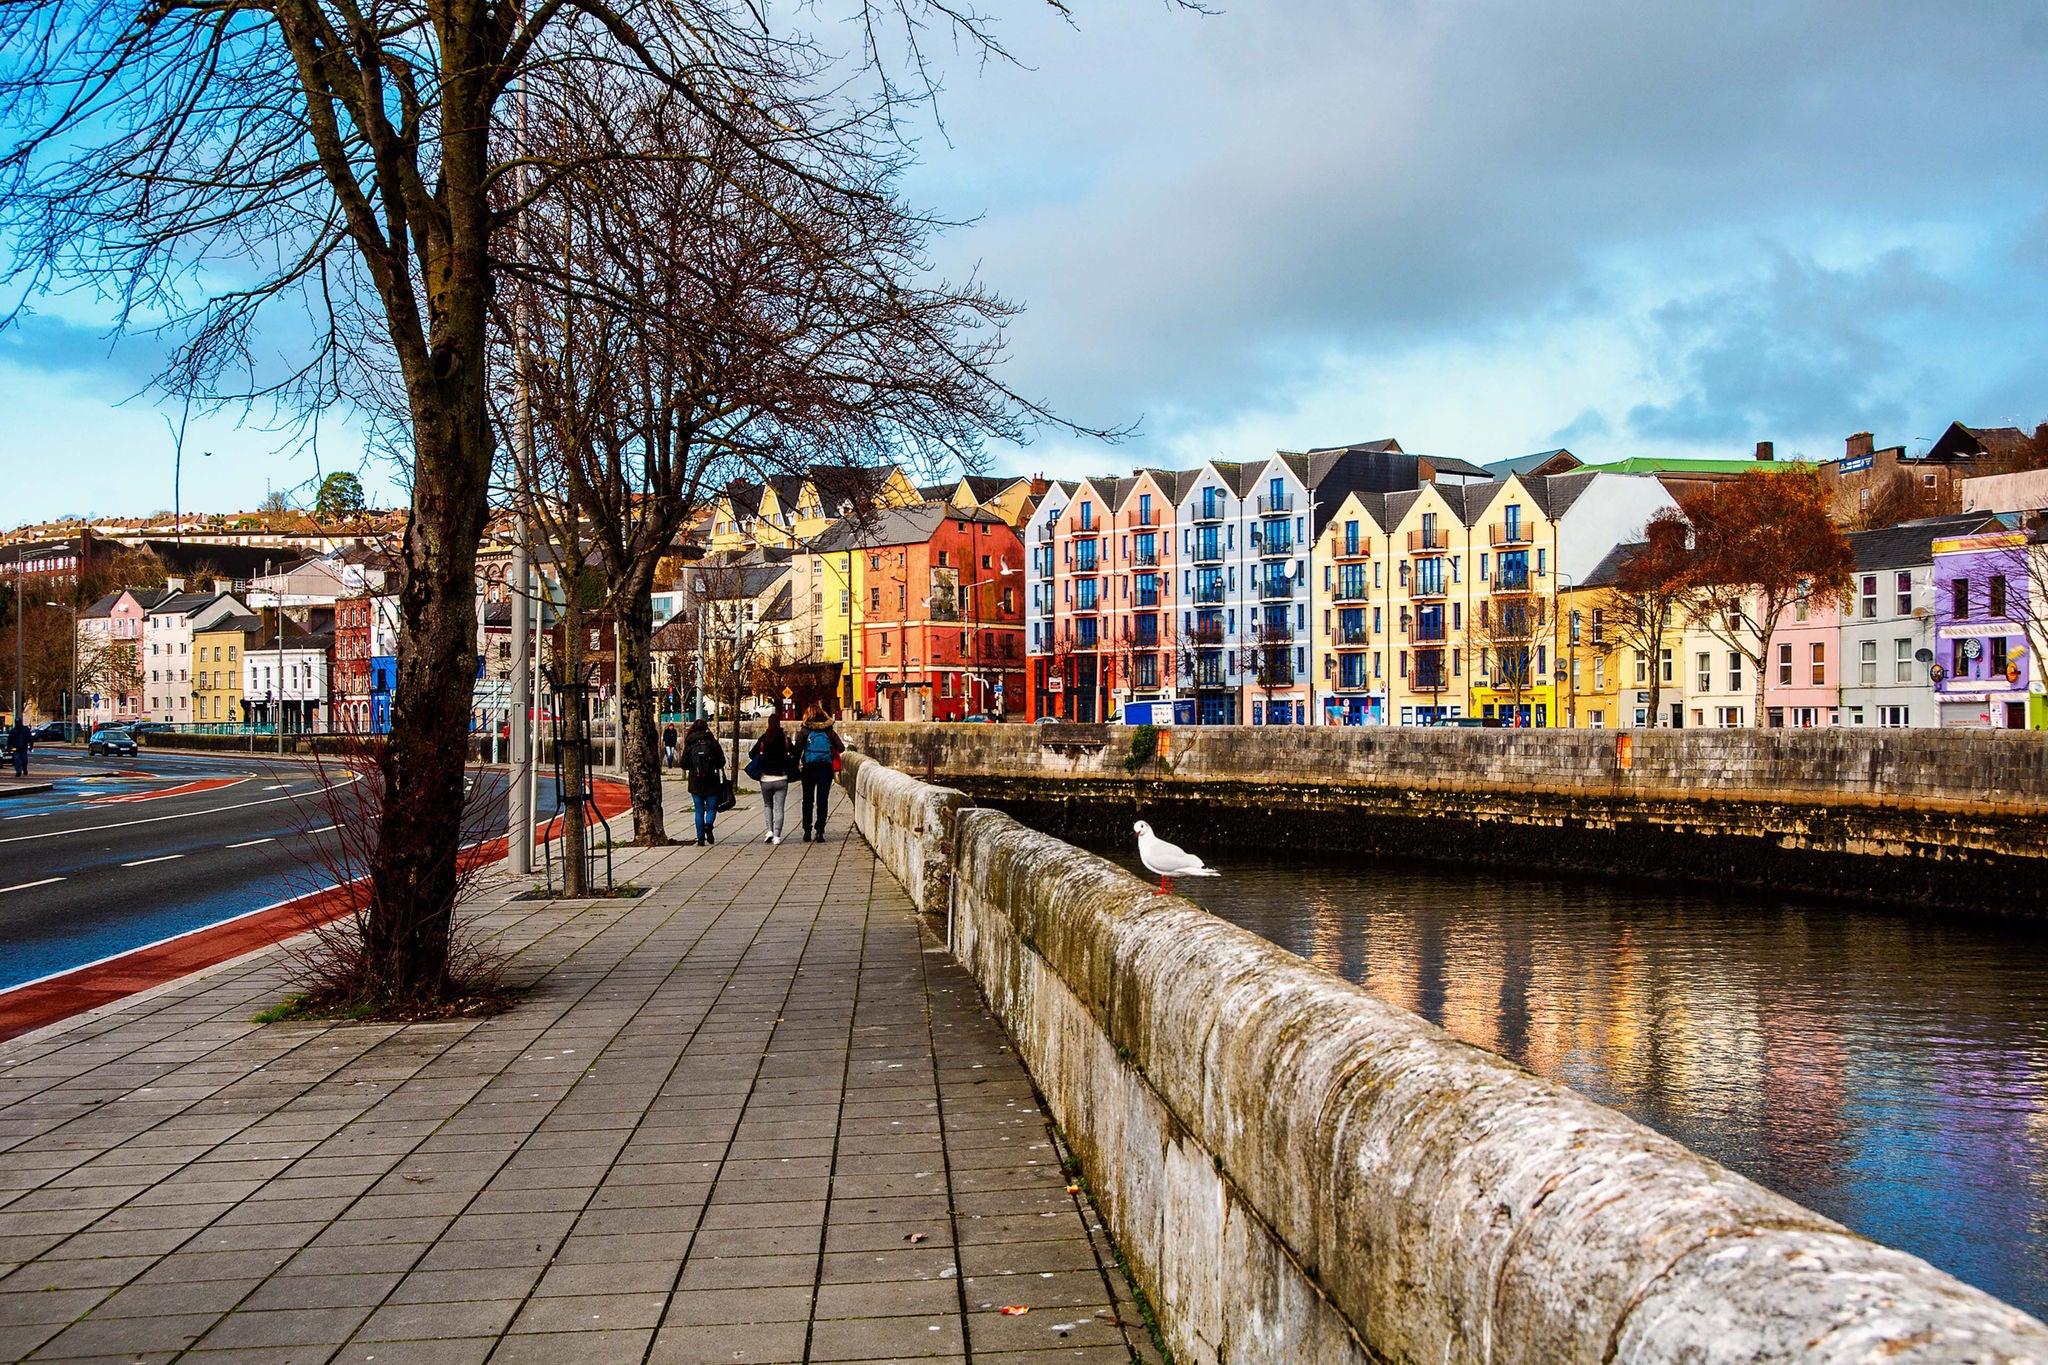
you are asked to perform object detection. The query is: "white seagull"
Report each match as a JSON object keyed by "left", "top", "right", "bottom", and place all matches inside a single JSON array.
[{"left": 1134, "top": 821, "right": 1220, "bottom": 896}]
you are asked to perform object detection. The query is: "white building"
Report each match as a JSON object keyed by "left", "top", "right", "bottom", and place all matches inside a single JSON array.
[
  {"left": 1835, "top": 517, "right": 1989, "bottom": 727},
  {"left": 242, "top": 622, "right": 332, "bottom": 734},
  {"left": 140, "top": 587, "right": 252, "bottom": 724}
]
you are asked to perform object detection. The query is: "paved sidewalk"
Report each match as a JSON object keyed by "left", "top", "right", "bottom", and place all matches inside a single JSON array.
[{"left": 0, "top": 780, "right": 1152, "bottom": 1363}]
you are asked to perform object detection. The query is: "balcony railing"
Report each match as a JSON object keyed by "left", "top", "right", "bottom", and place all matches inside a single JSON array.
[
  {"left": 1407, "top": 577, "right": 1447, "bottom": 601},
  {"left": 1257, "top": 493, "right": 1294, "bottom": 515},
  {"left": 1408, "top": 528, "right": 1449, "bottom": 553},
  {"left": 1412, "top": 670, "right": 1449, "bottom": 693},
  {"left": 1192, "top": 540, "right": 1224, "bottom": 565},
  {"left": 1336, "top": 627, "right": 1370, "bottom": 646},
  {"left": 1192, "top": 501, "right": 1226, "bottom": 523},
  {"left": 1258, "top": 577, "right": 1295, "bottom": 601},
  {"left": 1334, "top": 579, "right": 1370, "bottom": 602},
  {"left": 1337, "top": 539, "right": 1372, "bottom": 560},
  {"left": 1490, "top": 522, "right": 1531, "bottom": 547},
  {"left": 1073, "top": 550, "right": 1100, "bottom": 574},
  {"left": 1255, "top": 535, "right": 1293, "bottom": 559},
  {"left": 1192, "top": 582, "right": 1226, "bottom": 605},
  {"left": 1492, "top": 574, "right": 1532, "bottom": 595},
  {"left": 1131, "top": 550, "right": 1161, "bottom": 567},
  {"left": 1411, "top": 621, "right": 1447, "bottom": 644},
  {"left": 1126, "top": 509, "right": 1161, "bottom": 527},
  {"left": 1190, "top": 622, "right": 1225, "bottom": 644}
]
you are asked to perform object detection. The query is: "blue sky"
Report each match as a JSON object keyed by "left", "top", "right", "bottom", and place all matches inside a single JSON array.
[{"left": 5, "top": 1, "right": 2048, "bottom": 523}]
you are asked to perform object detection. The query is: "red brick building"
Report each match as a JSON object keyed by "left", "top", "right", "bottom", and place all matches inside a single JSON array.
[{"left": 850, "top": 505, "right": 1024, "bottom": 721}]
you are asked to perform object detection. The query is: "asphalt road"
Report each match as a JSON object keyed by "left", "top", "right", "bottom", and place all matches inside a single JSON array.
[{"left": 0, "top": 746, "right": 559, "bottom": 992}]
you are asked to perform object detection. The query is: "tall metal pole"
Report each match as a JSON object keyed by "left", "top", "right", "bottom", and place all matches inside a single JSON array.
[
  {"left": 506, "top": 79, "right": 534, "bottom": 875},
  {"left": 13, "top": 564, "right": 23, "bottom": 725}
]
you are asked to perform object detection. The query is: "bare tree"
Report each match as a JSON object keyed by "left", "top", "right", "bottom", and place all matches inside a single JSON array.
[
  {"left": 1599, "top": 515, "right": 1697, "bottom": 726},
  {"left": 499, "top": 71, "right": 1060, "bottom": 843},
  {"left": 1, "top": 0, "right": 1177, "bottom": 1002}
]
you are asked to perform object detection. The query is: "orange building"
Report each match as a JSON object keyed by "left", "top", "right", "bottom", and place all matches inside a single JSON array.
[{"left": 847, "top": 504, "right": 1025, "bottom": 720}]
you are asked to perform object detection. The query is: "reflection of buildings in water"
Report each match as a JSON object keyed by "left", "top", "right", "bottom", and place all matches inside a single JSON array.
[
  {"left": 1306, "top": 894, "right": 1349, "bottom": 981},
  {"left": 1361, "top": 906, "right": 1423, "bottom": 1017},
  {"left": 1440, "top": 914, "right": 1505, "bottom": 1055},
  {"left": 1757, "top": 998, "right": 1849, "bottom": 1200}
]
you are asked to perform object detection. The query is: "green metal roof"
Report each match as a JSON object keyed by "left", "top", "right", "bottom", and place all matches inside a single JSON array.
[{"left": 1575, "top": 456, "right": 1786, "bottom": 475}]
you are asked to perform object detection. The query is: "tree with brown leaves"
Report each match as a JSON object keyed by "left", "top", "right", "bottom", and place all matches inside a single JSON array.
[{"left": 1680, "top": 465, "right": 1855, "bottom": 726}]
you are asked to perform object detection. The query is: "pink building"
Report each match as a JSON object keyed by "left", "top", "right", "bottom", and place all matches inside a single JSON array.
[
  {"left": 1763, "top": 592, "right": 1842, "bottom": 727},
  {"left": 76, "top": 587, "right": 170, "bottom": 729}
]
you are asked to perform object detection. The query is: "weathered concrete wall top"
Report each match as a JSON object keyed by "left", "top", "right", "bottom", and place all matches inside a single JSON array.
[
  {"left": 843, "top": 719, "right": 2048, "bottom": 811},
  {"left": 844, "top": 757, "right": 2048, "bottom": 1363}
]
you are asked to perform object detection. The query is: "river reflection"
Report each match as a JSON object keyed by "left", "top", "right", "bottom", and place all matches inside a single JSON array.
[{"left": 1092, "top": 843, "right": 2048, "bottom": 1318}]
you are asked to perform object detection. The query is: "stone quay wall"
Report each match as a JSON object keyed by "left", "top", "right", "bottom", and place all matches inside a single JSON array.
[
  {"left": 841, "top": 722, "right": 2048, "bottom": 915},
  {"left": 836, "top": 750, "right": 2048, "bottom": 1364}
]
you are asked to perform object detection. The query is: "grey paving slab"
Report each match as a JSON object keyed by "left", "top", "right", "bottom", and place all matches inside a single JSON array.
[{"left": 0, "top": 780, "right": 1153, "bottom": 1363}]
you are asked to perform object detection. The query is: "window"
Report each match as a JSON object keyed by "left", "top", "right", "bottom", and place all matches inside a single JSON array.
[
  {"left": 1896, "top": 572, "right": 1913, "bottom": 617},
  {"left": 1635, "top": 653, "right": 1648, "bottom": 684},
  {"left": 1778, "top": 643, "right": 1793, "bottom": 686},
  {"left": 1660, "top": 648, "right": 1674, "bottom": 684},
  {"left": 1810, "top": 642, "right": 1826, "bottom": 686},
  {"left": 1991, "top": 575, "right": 2008, "bottom": 617},
  {"left": 870, "top": 587, "right": 881, "bottom": 611},
  {"left": 1953, "top": 578, "right": 1970, "bottom": 619},
  {"left": 1696, "top": 651, "right": 1712, "bottom": 693},
  {"left": 1569, "top": 611, "right": 1582, "bottom": 646},
  {"left": 1991, "top": 636, "right": 2009, "bottom": 676},
  {"left": 1727, "top": 652, "right": 1742, "bottom": 693},
  {"left": 1860, "top": 639, "right": 1877, "bottom": 686},
  {"left": 1880, "top": 705, "right": 1910, "bottom": 728},
  {"left": 1479, "top": 553, "right": 1489, "bottom": 580},
  {"left": 1593, "top": 657, "right": 1605, "bottom": 690},
  {"left": 936, "top": 550, "right": 949, "bottom": 567},
  {"left": 1795, "top": 592, "right": 1809, "bottom": 623},
  {"left": 1894, "top": 637, "right": 1913, "bottom": 683},
  {"left": 1344, "top": 521, "right": 1359, "bottom": 556}
]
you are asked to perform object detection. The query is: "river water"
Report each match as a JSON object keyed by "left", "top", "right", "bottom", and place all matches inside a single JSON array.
[{"left": 1089, "top": 840, "right": 2048, "bottom": 1319}]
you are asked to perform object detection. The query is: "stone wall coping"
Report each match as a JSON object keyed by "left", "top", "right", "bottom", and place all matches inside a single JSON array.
[{"left": 850, "top": 751, "right": 2048, "bottom": 1362}]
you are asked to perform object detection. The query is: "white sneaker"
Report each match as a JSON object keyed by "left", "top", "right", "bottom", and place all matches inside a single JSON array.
[
  {"left": 763, "top": 831, "right": 774, "bottom": 843},
  {"left": 770, "top": 834, "right": 781, "bottom": 845}
]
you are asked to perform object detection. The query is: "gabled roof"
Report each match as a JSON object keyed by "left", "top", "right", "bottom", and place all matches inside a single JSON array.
[
  {"left": 202, "top": 613, "right": 263, "bottom": 635},
  {"left": 760, "top": 581, "right": 794, "bottom": 622},
  {"left": 1417, "top": 454, "right": 1494, "bottom": 481},
  {"left": 1485, "top": 449, "right": 1580, "bottom": 478},
  {"left": 1579, "top": 543, "right": 1637, "bottom": 591},
  {"left": 1848, "top": 514, "right": 2003, "bottom": 571},
  {"left": 1924, "top": 421, "right": 2046, "bottom": 464},
  {"left": 1301, "top": 437, "right": 1403, "bottom": 455},
  {"left": 80, "top": 590, "right": 125, "bottom": 619},
  {"left": 960, "top": 475, "right": 1019, "bottom": 502},
  {"left": 808, "top": 502, "right": 1009, "bottom": 553}
]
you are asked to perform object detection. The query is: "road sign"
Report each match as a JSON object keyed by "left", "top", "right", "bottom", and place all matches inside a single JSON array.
[{"left": 782, "top": 686, "right": 793, "bottom": 698}]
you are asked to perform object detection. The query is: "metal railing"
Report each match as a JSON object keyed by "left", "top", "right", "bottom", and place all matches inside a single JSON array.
[
  {"left": 1407, "top": 577, "right": 1447, "bottom": 600},
  {"left": 1335, "top": 580, "right": 1370, "bottom": 602},
  {"left": 1257, "top": 494, "right": 1294, "bottom": 515},
  {"left": 1258, "top": 577, "right": 1296, "bottom": 601},
  {"left": 1490, "top": 522, "right": 1531, "bottom": 547},
  {"left": 1409, "top": 528, "right": 1449, "bottom": 552}
]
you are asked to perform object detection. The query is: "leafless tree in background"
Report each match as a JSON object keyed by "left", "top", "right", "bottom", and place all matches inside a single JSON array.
[{"left": 0, "top": 0, "right": 1175, "bottom": 1003}]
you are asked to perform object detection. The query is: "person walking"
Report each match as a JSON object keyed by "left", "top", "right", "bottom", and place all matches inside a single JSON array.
[
  {"left": 797, "top": 703, "right": 843, "bottom": 843},
  {"left": 662, "top": 722, "right": 679, "bottom": 770},
  {"left": 749, "top": 716, "right": 796, "bottom": 845},
  {"left": 7, "top": 715, "right": 28, "bottom": 778},
  {"left": 683, "top": 718, "right": 725, "bottom": 846}
]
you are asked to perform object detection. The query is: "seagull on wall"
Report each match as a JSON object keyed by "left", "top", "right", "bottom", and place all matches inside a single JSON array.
[{"left": 1134, "top": 821, "right": 1220, "bottom": 896}]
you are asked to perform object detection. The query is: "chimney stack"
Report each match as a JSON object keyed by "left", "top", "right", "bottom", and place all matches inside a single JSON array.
[
  {"left": 1847, "top": 432, "right": 1874, "bottom": 460},
  {"left": 1754, "top": 441, "right": 1774, "bottom": 462}
]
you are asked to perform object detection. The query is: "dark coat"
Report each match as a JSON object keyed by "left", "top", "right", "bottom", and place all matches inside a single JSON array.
[
  {"left": 749, "top": 728, "right": 797, "bottom": 780},
  {"left": 797, "top": 719, "right": 842, "bottom": 769},
  {"left": 683, "top": 733, "right": 726, "bottom": 795}
]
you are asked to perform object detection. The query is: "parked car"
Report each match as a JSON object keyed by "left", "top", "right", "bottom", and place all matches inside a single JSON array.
[
  {"left": 126, "top": 722, "right": 175, "bottom": 737},
  {"left": 89, "top": 727, "right": 139, "bottom": 757},
  {"left": 31, "top": 721, "right": 81, "bottom": 743}
]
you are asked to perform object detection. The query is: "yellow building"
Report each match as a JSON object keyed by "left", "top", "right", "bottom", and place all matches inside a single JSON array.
[
  {"left": 1465, "top": 477, "right": 1561, "bottom": 727},
  {"left": 931, "top": 475, "right": 1036, "bottom": 527},
  {"left": 1382, "top": 482, "right": 1481, "bottom": 724},
  {"left": 1559, "top": 576, "right": 1624, "bottom": 729},
  {"left": 1309, "top": 491, "right": 1393, "bottom": 724},
  {"left": 192, "top": 613, "right": 258, "bottom": 727},
  {"left": 707, "top": 466, "right": 922, "bottom": 554}
]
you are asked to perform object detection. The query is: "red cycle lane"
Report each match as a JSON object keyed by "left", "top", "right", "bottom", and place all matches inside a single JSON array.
[{"left": 0, "top": 778, "right": 631, "bottom": 1042}]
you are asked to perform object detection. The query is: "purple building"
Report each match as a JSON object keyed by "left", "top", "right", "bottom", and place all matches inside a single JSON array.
[{"left": 1931, "top": 529, "right": 2042, "bottom": 729}]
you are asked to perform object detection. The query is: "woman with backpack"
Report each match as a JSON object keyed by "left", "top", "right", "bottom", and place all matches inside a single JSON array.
[
  {"left": 748, "top": 716, "right": 797, "bottom": 845},
  {"left": 682, "top": 719, "right": 726, "bottom": 846},
  {"left": 797, "top": 703, "right": 843, "bottom": 842}
]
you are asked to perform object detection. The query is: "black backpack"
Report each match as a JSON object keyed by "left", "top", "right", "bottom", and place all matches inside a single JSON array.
[{"left": 688, "top": 738, "right": 722, "bottom": 782}]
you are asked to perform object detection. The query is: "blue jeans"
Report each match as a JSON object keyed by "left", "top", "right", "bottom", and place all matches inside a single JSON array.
[
  {"left": 692, "top": 791, "right": 717, "bottom": 840},
  {"left": 801, "top": 763, "right": 832, "bottom": 834}
]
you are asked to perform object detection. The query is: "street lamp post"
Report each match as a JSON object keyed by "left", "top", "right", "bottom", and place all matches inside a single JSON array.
[{"left": 45, "top": 599, "right": 76, "bottom": 735}]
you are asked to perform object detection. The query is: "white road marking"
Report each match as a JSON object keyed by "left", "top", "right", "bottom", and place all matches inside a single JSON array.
[
  {"left": 0, "top": 778, "right": 361, "bottom": 846},
  {"left": 303, "top": 824, "right": 338, "bottom": 835},
  {"left": 226, "top": 837, "right": 275, "bottom": 849},
  {"left": 122, "top": 854, "right": 186, "bottom": 867},
  {"left": 0, "top": 877, "right": 64, "bottom": 894},
  {"left": 4, "top": 811, "right": 51, "bottom": 820}
]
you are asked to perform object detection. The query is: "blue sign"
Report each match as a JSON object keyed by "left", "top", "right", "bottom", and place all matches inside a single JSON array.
[{"left": 1839, "top": 454, "right": 1875, "bottom": 474}]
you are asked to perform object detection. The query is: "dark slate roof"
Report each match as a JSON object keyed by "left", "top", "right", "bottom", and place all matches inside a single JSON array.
[
  {"left": 761, "top": 581, "right": 794, "bottom": 622},
  {"left": 1485, "top": 449, "right": 1579, "bottom": 478},
  {"left": 1538, "top": 470, "right": 1603, "bottom": 521},
  {"left": 204, "top": 613, "right": 263, "bottom": 635},
  {"left": 1301, "top": 437, "right": 1403, "bottom": 455},
  {"left": 917, "top": 484, "right": 952, "bottom": 502},
  {"left": 961, "top": 475, "right": 1018, "bottom": 502},
  {"left": 1847, "top": 514, "right": 2003, "bottom": 571},
  {"left": 80, "top": 590, "right": 124, "bottom": 619},
  {"left": 1580, "top": 542, "right": 1637, "bottom": 590},
  {"left": 1417, "top": 454, "right": 1494, "bottom": 481},
  {"left": 809, "top": 502, "right": 1009, "bottom": 553}
]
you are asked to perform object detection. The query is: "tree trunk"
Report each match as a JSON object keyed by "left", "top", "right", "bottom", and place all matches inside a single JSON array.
[
  {"left": 366, "top": 383, "right": 490, "bottom": 1001},
  {"left": 616, "top": 574, "right": 667, "bottom": 844},
  {"left": 560, "top": 595, "right": 589, "bottom": 897}
]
